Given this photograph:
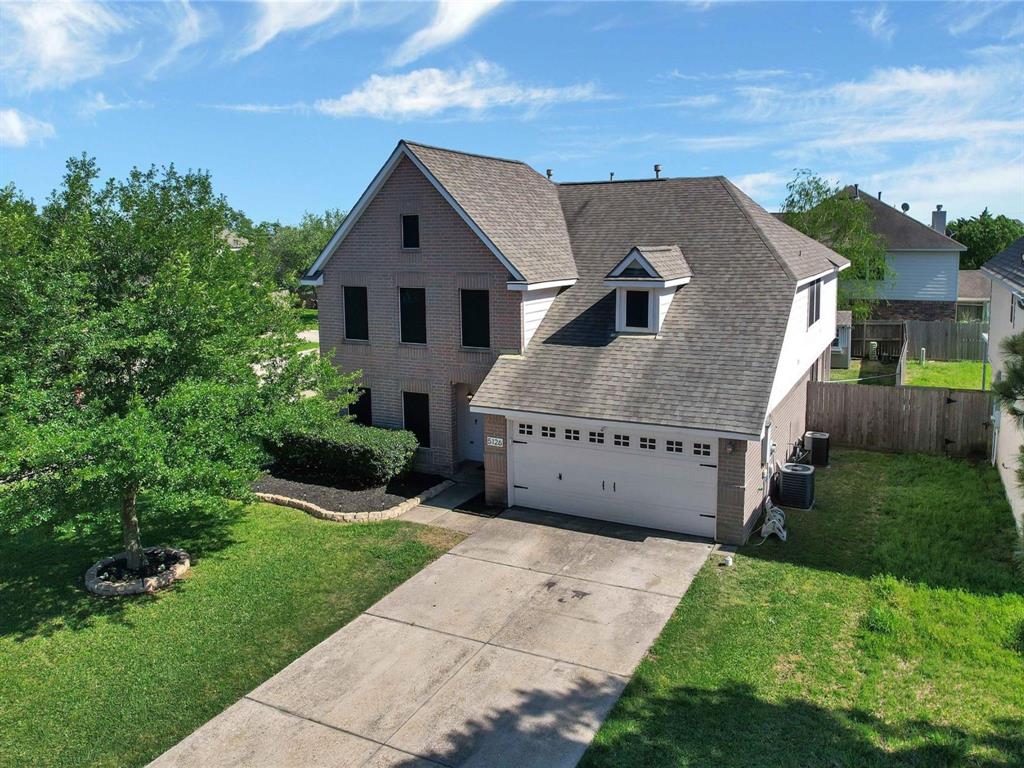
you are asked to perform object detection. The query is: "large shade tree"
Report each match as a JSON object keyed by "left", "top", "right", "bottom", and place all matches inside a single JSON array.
[
  {"left": 949, "top": 209, "right": 1024, "bottom": 270},
  {"left": 0, "top": 157, "right": 356, "bottom": 571},
  {"left": 262, "top": 208, "right": 346, "bottom": 294},
  {"left": 779, "top": 170, "right": 889, "bottom": 320}
]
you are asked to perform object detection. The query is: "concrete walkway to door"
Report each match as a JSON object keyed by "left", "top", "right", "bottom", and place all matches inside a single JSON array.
[{"left": 149, "top": 486, "right": 712, "bottom": 768}]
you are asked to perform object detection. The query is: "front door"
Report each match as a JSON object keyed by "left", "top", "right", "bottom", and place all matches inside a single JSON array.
[{"left": 456, "top": 384, "right": 484, "bottom": 462}]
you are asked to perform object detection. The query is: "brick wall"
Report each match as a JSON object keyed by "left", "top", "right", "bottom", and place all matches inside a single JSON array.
[
  {"left": 483, "top": 415, "right": 508, "bottom": 506},
  {"left": 868, "top": 299, "right": 956, "bottom": 321},
  {"left": 319, "top": 156, "right": 522, "bottom": 475}
]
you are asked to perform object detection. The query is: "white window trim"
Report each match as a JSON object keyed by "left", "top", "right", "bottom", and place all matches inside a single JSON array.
[{"left": 616, "top": 287, "right": 657, "bottom": 333}]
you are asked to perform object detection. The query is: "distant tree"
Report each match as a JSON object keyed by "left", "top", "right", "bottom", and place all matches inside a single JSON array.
[
  {"left": 0, "top": 157, "right": 356, "bottom": 572},
  {"left": 780, "top": 170, "right": 889, "bottom": 321},
  {"left": 264, "top": 209, "right": 346, "bottom": 294},
  {"left": 949, "top": 209, "right": 1024, "bottom": 270}
]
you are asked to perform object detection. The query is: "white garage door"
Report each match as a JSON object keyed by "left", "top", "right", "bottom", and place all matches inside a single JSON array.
[{"left": 509, "top": 421, "right": 718, "bottom": 538}]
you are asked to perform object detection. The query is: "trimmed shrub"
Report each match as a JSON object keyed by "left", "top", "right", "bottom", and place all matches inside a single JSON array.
[{"left": 269, "top": 421, "right": 418, "bottom": 488}]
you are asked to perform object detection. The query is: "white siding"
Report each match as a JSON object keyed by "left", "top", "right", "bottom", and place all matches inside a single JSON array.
[
  {"left": 767, "top": 273, "right": 837, "bottom": 415},
  {"left": 874, "top": 250, "right": 960, "bottom": 301},
  {"left": 521, "top": 286, "right": 559, "bottom": 350},
  {"left": 989, "top": 282, "right": 1022, "bottom": 467},
  {"left": 657, "top": 286, "right": 677, "bottom": 330}
]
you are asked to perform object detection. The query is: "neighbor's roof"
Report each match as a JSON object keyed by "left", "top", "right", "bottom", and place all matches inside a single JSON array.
[
  {"left": 472, "top": 176, "right": 847, "bottom": 437},
  {"left": 981, "top": 236, "right": 1024, "bottom": 292},
  {"left": 840, "top": 187, "right": 966, "bottom": 252},
  {"left": 607, "top": 245, "right": 692, "bottom": 281},
  {"left": 836, "top": 310, "right": 853, "bottom": 327},
  {"left": 402, "top": 142, "right": 577, "bottom": 284},
  {"left": 957, "top": 270, "right": 991, "bottom": 301}
]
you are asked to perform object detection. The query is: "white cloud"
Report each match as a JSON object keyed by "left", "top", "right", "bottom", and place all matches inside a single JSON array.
[
  {"left": 148, "top": 0, "right": 211, "bottom": 77},
  {"left": 0, "top": 108, "right": 55, "bottom": 147},
  {"left": 213, "top": 102, "right": 310, "bottom": 114},
  {"left": 0, "top": 1, "right": 137, "bottom": 92},
  {"left": 732, "top": 171, "right": 790, "bottom": 199},
  {"left": 235, "top": 0, "right": 349, "bottom": 58},
  {"left": 666, "top": 68, "right": 795, "bottom": 82},
  {"left": 314, "top": 60, "right": 600, "bottom": 120},
  {"left": 660, "top": 94, "right": 722, "bottom": 108},
  {"left": 854, "top": 4, "right": 896, "bottom": 43},
  {"left": 947, "top": 1, "right": 1005, "bottom": 36},
  {"left": 391, "top": 0, "right": 503, "bottom": 66},
  {"left": 77, "top": 91, "right": 150, "bottom": 119}
]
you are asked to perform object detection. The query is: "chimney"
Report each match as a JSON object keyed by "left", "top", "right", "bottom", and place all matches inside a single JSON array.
[
  {"left": 853, "top": 183, "right": 859, "bottom": 199},
  {"left": 877, "top": 191, "right": 882, "bottom": 200},
  {"left": 609, "top": 172, "right": 615, "bottom": 181},
  {"left": 654, "top": 164, "right": 662, "bottom": 179},
  {"left": 931, "top": 204, "right": 946, "bottom": 233},
  {"left": 546, "top": 169, "right": 553, "bottom": 180}
]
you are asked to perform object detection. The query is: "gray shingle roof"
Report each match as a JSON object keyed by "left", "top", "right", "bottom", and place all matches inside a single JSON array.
[
  {"left": 607, "top": 245, "right": 692, "bottom": 281},
  {"left": 473, "top": 176, "right": 845, "bottom": 437},
  {"left": 981, "top": 236, "right": 1024, "bottom": 292},
  {"left": 841, "top": 187, "right": 966, "bottom": 251},
  {"left": 957, "top": 270, "right": 991, "bottom": 301},
  {"left": 403, "top": 142, "right": 577, "bottom": 284}
]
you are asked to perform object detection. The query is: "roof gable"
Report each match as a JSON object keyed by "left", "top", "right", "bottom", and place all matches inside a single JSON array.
[
  {"left": 981, "top": 236, "right": 1024, "bottom": 291},
  {"left": 841, "top": 186, "right": 967, "bottom": 252}
]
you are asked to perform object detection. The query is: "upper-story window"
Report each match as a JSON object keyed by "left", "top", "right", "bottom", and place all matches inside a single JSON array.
[
  {"left": 625, "top": 290, "right": 651, "bottom": 330},
  {"left": 807, "top": 279, "right": 822, "bottom": 328},
  {"left": 399, "top": 287, "right": 427, "bottom": 344},
  {"left": 401, "top": 214, "right": 420, "bottom": 249},
  {"left": 460, "top": 289, "right": 490, "bottom": 348},
  {"left": 343, "top": 286, "right": 369, "bottom": 341}
]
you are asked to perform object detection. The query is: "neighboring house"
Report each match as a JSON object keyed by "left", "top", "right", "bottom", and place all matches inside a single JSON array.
[
  {"left": 846, "top": 187, "right": 967, "bottom": 320},
  {"left": 832, "top": 310, "right": 853, "bottom": 369},
  {"left": 956, "top": 269, "right": 992, "bottom": 322},
  {"left": 981, "top": 236, "right": 1024, "bottom": 508},
  {"left": 302, "top": 141, "right": 848, "bottom": 544}
]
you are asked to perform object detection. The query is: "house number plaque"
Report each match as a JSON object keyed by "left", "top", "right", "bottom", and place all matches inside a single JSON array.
[{"left": 486, "top": 436, "right": 504, "bottom": 448}]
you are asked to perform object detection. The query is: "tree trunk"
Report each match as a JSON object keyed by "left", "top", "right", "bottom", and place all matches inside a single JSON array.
[{"left": 121, "top": 485, "right": 148, "bottom": 572}]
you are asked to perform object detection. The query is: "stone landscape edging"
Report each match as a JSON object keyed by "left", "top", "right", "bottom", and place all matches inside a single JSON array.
[
  {"left": 85, "top": 546, "right": 191, "bottom": 597},
  {"left": 255, "top": 479, "right": 454, "bottom": 523}
]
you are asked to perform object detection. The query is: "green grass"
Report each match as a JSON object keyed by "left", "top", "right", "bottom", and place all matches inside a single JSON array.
[
  {"left": 296, "top": 308, "right": 318, "bottom": 331},
  {"left": 831, "top": 358, "right": 899, "bottom": 385},
  {"left": 583, "top": 450, "right": 1024, "bottom": 768},
  {"left": 295, "top": 340, "right": 319, "bottom": 353},
  {"left": 0, "top": 502, "right": 460, "bottom": 768},
  {"left": 905, "top": 360, "right": 989, "bottom": 390}
]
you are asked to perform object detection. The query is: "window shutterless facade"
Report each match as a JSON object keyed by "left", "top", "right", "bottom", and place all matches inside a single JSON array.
[
  {"left": 807, "top": 279, "right": 822, "bottom": 328},
  {"left": 625, "top": 289, "right": 651, "bottom": 330},
  {"left": 348, "top": 387, "right": 372, "bottom": 426},
  {"left": 402, "top": 391, "right": 430, "bottom": 447},
  {"left": 343, "top": 286, "right": 369, "bottom": 341},
  {"left": 460, "top": 289, "right": 490, "bottom": 348},
  {"left": 399, "top": 287, "right": 427, "bottom": 344},
  {"left": 401, "top": 214, "right": 420, "bottom": 249}
]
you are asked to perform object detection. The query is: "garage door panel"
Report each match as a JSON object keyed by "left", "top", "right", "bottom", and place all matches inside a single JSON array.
[{"left": 510, "top": 428, "right": 718, "bottom": 538}]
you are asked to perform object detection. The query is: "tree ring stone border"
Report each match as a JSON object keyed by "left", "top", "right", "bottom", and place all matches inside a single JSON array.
[{"left": 85, "top": 546, "right": 191, "bottom": 597}]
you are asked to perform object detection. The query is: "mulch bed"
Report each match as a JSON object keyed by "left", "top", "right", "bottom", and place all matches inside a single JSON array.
[{"left": 253, "top": 470, "right": 444, "bottom": 514}]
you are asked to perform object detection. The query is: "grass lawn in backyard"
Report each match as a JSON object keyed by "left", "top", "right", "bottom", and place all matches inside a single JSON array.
[
  {"left": 583, "top": 449, "right": 1024, "bottom": 768},
  {"left": 0, "top": 502, "right": 460, "bottom": 768},
  {"left": 830, "top": 358, "right": 899, "bottom": 385},
  {"left": 904, "top": 360, "right": 989, "bottom": 390}
]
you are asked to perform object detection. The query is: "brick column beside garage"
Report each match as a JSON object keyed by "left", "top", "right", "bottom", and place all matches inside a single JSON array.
[
  {"left": 716, "top": 439, "right": 760, "bottom": 545},
  {"left": 483, "top": 415, "right": 508, "bottom": 506}
]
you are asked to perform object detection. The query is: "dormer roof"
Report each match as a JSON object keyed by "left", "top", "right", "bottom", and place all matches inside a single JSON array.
[{"left": 605, "top": 245, "right": 692, "bottom": 284}]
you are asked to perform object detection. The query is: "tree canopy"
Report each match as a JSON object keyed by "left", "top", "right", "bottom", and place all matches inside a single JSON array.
[
  {"left": 779, "top": 170, "right": 889, "bottom": 321},
  {"left": 262, "top": 208, "right": 345, "bottom": 293},
  {"left": 0, "top": 156, "right": 357, "bottom": 570},
  {"left": 949, "top": 209, "right": 1024, "bottom": 270}
]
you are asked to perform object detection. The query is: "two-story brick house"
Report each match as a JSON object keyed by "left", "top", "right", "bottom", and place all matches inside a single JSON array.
[{"left": 303, "top": 141, "right": 848, "bottom": 544}]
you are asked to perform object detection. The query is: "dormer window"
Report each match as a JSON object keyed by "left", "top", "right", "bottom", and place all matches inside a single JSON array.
[{"left": 604, "top": 245, "right": 691, "bottom": 335}]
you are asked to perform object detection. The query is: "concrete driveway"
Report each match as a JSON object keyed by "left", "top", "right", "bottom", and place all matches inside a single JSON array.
[{"left": 150, "top": 503, "right": 711, "bottom": 768}]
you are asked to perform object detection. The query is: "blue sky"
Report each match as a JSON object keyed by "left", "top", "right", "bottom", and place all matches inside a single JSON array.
[{"left": 2, "top": 1, "right": 1022, "bottom": 226}]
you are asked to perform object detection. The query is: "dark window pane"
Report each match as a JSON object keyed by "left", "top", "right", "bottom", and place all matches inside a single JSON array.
[
  {"left": 402, "top": 215, "right": 420, "bottom": 249},
  {"left": 343, "top": 286, "right": 368, "bottom": 340},
  {"left": 403, "top": 391, "right": 430, "bottom": 447},
  {"left": 349, "top": 388, "right": 372, "bottom": 426},
  {"left": 625, "top": 290, "right": 650, "bottom": 328},
  {"left": 460, "top": 289, "right": 490, "bottom": 348},
  {"left": 400, "top": 287, "right": 427, "bottom": 344}
]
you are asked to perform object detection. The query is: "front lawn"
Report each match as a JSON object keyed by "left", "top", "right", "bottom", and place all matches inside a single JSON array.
[
  {"left": 296, "top": 307, "right": 319, "bottom": 331},
  {"left": 583, "top": 450, "right": 1024, "bottom": 768},
  {"left": 904, "top": 360, "right": 989, "bottom": 390},
  {"left": 0, "top": 503, "right": 460, "bottom": 768}
]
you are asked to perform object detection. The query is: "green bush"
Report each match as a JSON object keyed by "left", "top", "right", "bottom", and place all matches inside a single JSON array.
[{"left": 269, "top": 421, "right": 418, "bottom": 488}]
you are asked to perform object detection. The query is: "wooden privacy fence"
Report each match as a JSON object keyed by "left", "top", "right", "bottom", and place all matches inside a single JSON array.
[
  {"left": 905, "top": 320, "right": 987, "bottom": 362},
  {"left": 850, "top": 321, "right": 905, "bottom": 360},
  {"left": 806, "top": 381, "right": 991, "bottom": 457}
]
